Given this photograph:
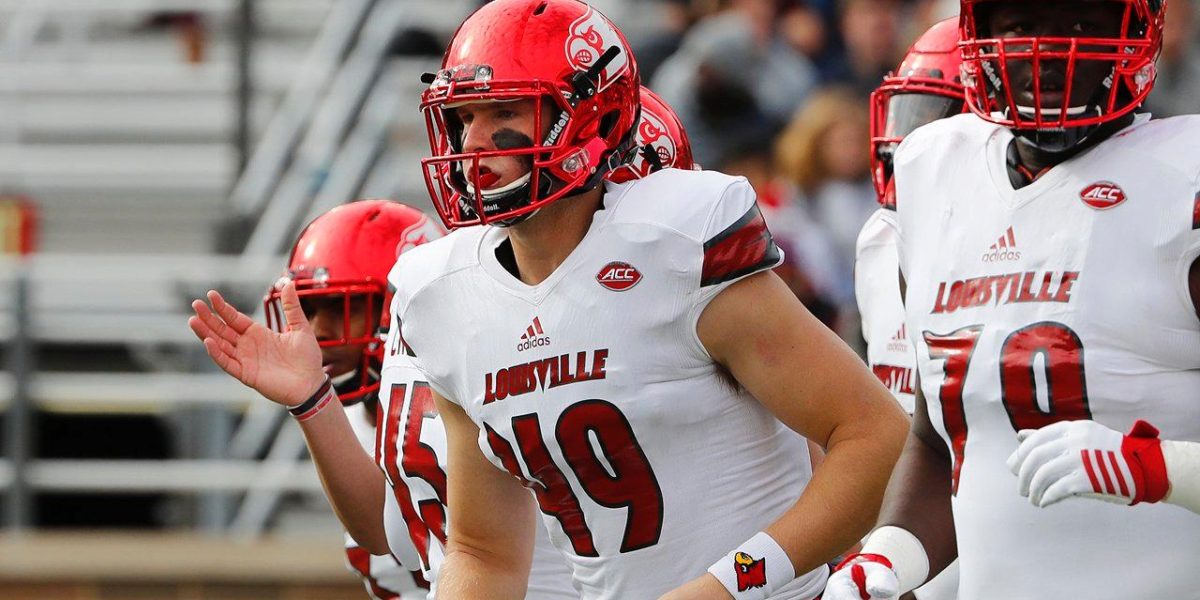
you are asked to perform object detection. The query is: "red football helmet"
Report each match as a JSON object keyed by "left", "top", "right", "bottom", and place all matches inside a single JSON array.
[
  {"left": 608, "top": 86, "right": 695, "bottom": 183},
  {"left": 420, "top": 0, "right": 641, "bottom": 229},
  {"left": 264, "top": 200, "right": 444, "bottom": 403},
  {"left": 870, "top": 18, "right": 966, "bottom": 207},
  {"left": 959, "top": 0, "right": 1164, "bottom": 131}
]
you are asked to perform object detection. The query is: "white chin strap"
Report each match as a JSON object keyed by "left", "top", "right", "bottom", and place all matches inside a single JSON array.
[
  {"left": 1015, "top": 104, "right": 1090, "bottom": 117},
  {"left": 462, "top": 171, "right": 532, "bottom": 200}
]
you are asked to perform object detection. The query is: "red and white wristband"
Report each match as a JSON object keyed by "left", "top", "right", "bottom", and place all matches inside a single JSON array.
[
  {"left": 706, "top": 531, "right": 795, "bottom": 599},
  {"left": 288, "top": 376, "right": 336, "bottom": 422}
]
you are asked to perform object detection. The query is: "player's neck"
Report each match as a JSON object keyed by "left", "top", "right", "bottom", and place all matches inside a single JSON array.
[
  {"left": 1006, "top": 113, "right": 1135, "bottom": 189},
  {"left": 504, "top": 186, "right": 604, "bottom": 285}
]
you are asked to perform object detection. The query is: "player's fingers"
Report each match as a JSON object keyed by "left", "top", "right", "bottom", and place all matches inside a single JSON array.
[
  {"left": 863, "top": 563, "right": 900, "bottom": 599},
  {"left": 1007, "top": 423, "right": 1069, "bottom": 475},
  {"left": 1037, "top": 469, "right": 1091, "bottom": 508},
  {"left": 191, "top": 299, "right": 240, "bottom": 345},
  {"left": 850, "top": 563, "right": 871, "bottom": 599},
  {"left": 1016, "top": 438, "right": 1069, "bottom": 497},
  {"left": 1027, "top": 452, "right": 1078, "bottom": 506},
  {"left": 825, "top": 570, "right": 866, "bottom": 600},
  {"left": 202, "top": 338, "right": 243, "bottom": 380},
  {"left": 278, "top": 280, "right": 312, "bottom": 334},
  {"left": 208, "top": 290, "right": 256, "bottom": 335}
]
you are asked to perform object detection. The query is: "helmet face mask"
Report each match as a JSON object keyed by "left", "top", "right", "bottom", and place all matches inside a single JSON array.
[
  {"left": 869, "top": 17, "right": 967, "bottom": 206},
  {"left": 420, "top": 0, "right": 640, "bottom": 229},
  {"left": 266, "top": 278, "right": 385, "bottom": 401},
  {"left": 263, "top": 200, "right": 444, "bottom": 403},
  {"left": 959, "top": 0, "right": 1163, "bottom": 144}
]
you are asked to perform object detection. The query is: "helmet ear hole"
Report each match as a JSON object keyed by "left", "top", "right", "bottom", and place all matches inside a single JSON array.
[
  {"left": 598, "top": 110, "right": 621, "bottom": 140},
  {"left": 533, "top": 1, "right": 548, "bottom": 15}
]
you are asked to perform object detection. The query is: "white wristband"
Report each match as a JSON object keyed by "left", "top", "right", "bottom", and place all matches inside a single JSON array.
[
  {"left": 706, "top": 531, "right": 795, "bottom": 599},
  {"left": 1162, "top": 440, "right": 1200, "bottom": 515},
  {"left": 859, "top": 526, "right": 930, "bottom": 595}
]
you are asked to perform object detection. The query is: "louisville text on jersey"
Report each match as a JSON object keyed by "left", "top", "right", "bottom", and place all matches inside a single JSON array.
[
  {"left": 931, "top": 270, "right": 1079, "bottom": 314},
  {"left": 484, "top": 349, "right": 609, "bottom": 404},
  {"left": 872, "top": 364, "right": 915, "bottom": 395}
]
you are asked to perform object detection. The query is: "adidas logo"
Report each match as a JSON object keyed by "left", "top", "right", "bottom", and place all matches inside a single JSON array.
[
  {"left": 982, "top": 226, "right": 1021, "bottom": 262},
  {"left": 517, "top": 316, "right": 551, "bottom": 352},
  {"left": 887, "top": 324, "right": 908, "bottom": 352}
]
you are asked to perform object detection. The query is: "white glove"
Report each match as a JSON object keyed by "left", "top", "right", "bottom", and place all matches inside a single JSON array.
[
  {"left": 1006, "top": 419, "right": 1168, "bottom": 508},
  {"left": 822, "top": 554, "right": 900, "bottom": 600}
]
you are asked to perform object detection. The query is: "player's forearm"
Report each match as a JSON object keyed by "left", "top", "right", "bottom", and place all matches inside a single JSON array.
[
  {"left": 436, "top": 545, "right": 530, "bottom": 600},
  {"left": 767, "top": 408, "right": 907, "bottom": 575},
  {"left": 873, "top": 428, "right": 957, "bottom": 580},
  {"left": 298, "top": 400, "right": 389, "bottom": 554}
]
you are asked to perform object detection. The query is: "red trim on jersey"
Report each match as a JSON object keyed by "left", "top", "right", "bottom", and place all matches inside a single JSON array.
[
  {"left": 346, "top": 545, "right": 402, "bottom": 600},
  {"left": 1192, "top": 191, "right": 1200, "bottom": 230},
  {"left": 701, "top": 204, "right": 781, "bottom": 287}
]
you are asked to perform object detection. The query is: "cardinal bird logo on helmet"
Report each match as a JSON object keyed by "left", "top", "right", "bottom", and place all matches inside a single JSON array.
[
  {"left": 734, "top": 551, "right": 767, "bottom": 591},
  {"left": 565, "top": 8, "right": 629, "bottom": 90},
  {"left": 638, "top": 111, "right": 675, "bottom": 166}
]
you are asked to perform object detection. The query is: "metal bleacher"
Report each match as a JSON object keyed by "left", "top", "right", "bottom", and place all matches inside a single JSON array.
[{"left": 0, "top": 0, "right": 471, "bottom": 548}]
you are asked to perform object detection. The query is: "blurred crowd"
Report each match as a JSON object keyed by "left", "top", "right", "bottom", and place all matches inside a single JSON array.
[
  {"left": 626, "top": 0, "right": 1200, "bottom": 343},
  {"left": 160, "top": 0, "right": 1200, "bottom": 344}
]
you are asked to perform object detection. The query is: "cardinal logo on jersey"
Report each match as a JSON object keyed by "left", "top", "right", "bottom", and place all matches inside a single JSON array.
[
  {"left": 733, "top": 552, "right": 766, "bottom": 591},
  {"left": 597, "top": 261, "right": 642, "bottom": 291},
  {"left": 565, "top": 8, "right": 630, "bottom": 91},
  {"left": 1080, "top": 181, "right": 1127, "bottom": 210}
]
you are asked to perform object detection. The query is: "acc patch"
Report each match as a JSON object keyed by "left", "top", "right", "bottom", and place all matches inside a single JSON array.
[
  {"left": 596, "top": 261, "right": 641, "bottom": 291},
  {"left": 1079, "top": 181, "right": 1126, "bottom": 210}
]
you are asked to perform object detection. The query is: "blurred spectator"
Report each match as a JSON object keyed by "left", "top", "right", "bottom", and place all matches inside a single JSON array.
[
  {"left": 720, "top": 142, "right": 845, "bottom": 330},
  {"left": 145, "top": 11, "right": 207, "bottom": 64},
  {"left": 1145, "top": 0, "right": 1200, "bottom": 118},
  {"left": 652, "top": 0, "right": 817, "bottom": 166},
  {"left": 774, "top": 87, "right": 876, "bottom": 316},
  {"left": 818, "top": 0, "right": 904, "bottom": 95}
]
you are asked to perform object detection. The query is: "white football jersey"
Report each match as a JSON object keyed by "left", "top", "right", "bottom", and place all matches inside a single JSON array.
[
  {"left": 375, "top": 353, "right": 578, "bottom": 599},
  {"left": 343, "top": 401, "right": 429, "bottom": 599},
  {"left": 895, "top": 112, "right": 1200, "bottom": 598},
  {"left": 391, "top": 170, "right": 825, "bottom": 600},
  {"left": 855, "top": 208, "right": 917, "bottom": 413}
]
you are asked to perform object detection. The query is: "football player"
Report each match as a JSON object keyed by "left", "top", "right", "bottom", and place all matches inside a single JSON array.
[
  {"left": 190, "top": 1, "right": 908, "bottom": 598},
  {"left": 853, "top": 18, "right": 966, "bottom": 600},
  {"left": 262, "top": 200, "right": 441, "bottom": 599},
  {"left": 825, "top": 1, "right": 1200, "bottom": 598},
  {"left": 193, "top": 94, "right": 696, "bottom": 600},
  {"left": 396, "top": 1, "right": 905, "bottom": 598},
  {"left": 858, "top": 17, "right": 966, "bottom": 415}
]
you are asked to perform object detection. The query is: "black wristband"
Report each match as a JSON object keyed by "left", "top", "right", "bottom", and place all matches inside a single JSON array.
[{"left": 288, "top": 375, "right": 333, "bottom": 419}]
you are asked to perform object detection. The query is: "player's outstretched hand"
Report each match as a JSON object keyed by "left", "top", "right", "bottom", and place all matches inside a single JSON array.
[
  {"left": 1007, "top": 419, "right": 1169, "bottom": 508},
  {"left": 823, "top": 554, "right": 901, "bottom": 600},
  {"left": 188, "top": 281, "right": 326, "bottom": 407}
]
